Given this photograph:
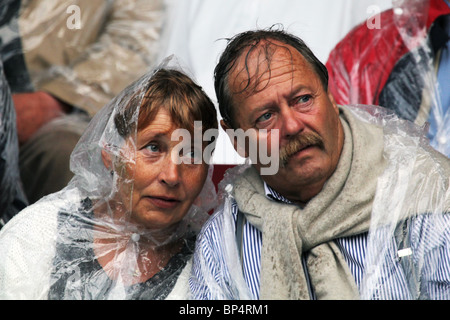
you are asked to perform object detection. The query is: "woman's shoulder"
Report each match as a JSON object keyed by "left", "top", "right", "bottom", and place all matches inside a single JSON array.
[
  {"left": 0, "top": 188, "right": 83, "bottom": 246},
  {"left": 0, "top": 188, "right": 85, "bottom": 299}
]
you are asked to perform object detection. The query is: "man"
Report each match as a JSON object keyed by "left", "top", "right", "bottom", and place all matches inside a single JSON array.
[
  {"left": 0, "top": 0, "right": 165, "bottom": 204},
  {"left": 326, "top": 0, "right": 450, "bottom": 157},
  {"left": 189, "top": 29, "right": 450, "bottom": 299}
]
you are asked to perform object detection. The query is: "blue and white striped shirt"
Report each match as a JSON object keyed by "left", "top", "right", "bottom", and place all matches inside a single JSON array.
[{"left": 190, "top": 183, "right": 450, "bottom": 299}]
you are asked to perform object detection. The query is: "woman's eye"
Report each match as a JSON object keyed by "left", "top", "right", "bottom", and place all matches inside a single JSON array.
[
  {"left": 181, "top": 149, "right": 202, "bottom": 163},
  {"left": 137, "top": 142, "right": 163, "bottom": 160}
]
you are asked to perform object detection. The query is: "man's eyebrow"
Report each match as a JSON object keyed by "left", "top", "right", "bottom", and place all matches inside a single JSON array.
[
  {"left": 248, "top": 103, "right": 277, "bottom": 119},
  {"left": 249, "top": 84, "right": 311, "bottom": 111},
  {"left": 288, "top": 84, "right": 311, "bottom": 97}
]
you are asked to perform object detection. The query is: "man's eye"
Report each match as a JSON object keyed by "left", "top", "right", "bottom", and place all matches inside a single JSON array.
[
  {"left": 295, "top": 95, "right": 312, "bottom": 104},
  {"left": 146, "top": 144, "right": 160, "bottom": 152},
  {"left": 256, "top": 112, "right": 272, "bottom": 123}
]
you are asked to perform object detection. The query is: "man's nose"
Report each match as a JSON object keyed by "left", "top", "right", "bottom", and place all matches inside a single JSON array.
[{"left": 280, "top": 107, "right": 305, "bottom": 139}]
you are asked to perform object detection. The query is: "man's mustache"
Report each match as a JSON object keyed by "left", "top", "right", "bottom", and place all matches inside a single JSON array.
[{"left": 279, "top": 132, "right": 324, "bottom": 168}]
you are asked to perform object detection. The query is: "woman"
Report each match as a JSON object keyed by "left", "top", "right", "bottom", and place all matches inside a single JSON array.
[{"left": 0, "top": 58, "right": 218, "bottom": 299}]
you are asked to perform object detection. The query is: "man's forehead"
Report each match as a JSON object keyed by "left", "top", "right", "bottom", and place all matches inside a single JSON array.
[{"left": 229, "top": 40, "right": 315, "bottom": 94}]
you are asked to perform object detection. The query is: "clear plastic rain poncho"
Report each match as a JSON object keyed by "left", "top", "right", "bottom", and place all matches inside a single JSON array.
[
  {"left": 326, "top": 0, "right": 450, "bottom": 157},
  {"left": 0, "top": 56, "right": 218, "bottom": 300},
  {"left": 192, "top": 104, "right": 450, "bottom": 300}
]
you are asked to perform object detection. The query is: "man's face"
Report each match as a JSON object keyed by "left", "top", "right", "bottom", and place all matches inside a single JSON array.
[{"left": 226, "top": 41, "right": 344, "bottom": 203}]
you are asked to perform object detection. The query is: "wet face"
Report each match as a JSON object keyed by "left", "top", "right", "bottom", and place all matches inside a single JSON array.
[
  {"left": 226, "top": 41, "right": 344, "bottom": 203},
  {"left": 113, "top": 108, "right": 209, "bottom": 231}
]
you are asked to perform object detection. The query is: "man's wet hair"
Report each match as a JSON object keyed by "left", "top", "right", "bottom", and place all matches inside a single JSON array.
[{"left": 214, "top": 26, "right": 329, "bottom": 128}]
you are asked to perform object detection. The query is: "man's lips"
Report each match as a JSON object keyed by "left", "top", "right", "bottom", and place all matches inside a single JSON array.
[
  {"left": 294, "top": 144, "right": 315, "bottom": 154},
  {"left": 146, "top": 196, "right": 181, "bottom": 209},
  {"left": 280, "top": 144, "right": 317, "bottom": 167}
]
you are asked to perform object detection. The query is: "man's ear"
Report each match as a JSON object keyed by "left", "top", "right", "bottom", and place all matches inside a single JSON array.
[
  {"left": 101, "top": 148, "right": 113, "bottom": 171},
  {"left": 327, "top": 90, "right": 339, "bottom": 115},
  {"left": 220, "top": 119, "right": 249, "bottom": 158}
]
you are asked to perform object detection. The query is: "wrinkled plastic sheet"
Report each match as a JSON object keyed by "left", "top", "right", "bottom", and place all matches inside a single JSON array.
[
  {"left": 327, "top": 0, "right": 450, "bottom": 157},
  {"left": 351, "top": 105, "right": 450, "bottom": 299}
]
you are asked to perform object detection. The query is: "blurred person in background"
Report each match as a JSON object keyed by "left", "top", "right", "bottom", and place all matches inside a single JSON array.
[
  {"left": 0, "top": 58, "right": 27, "bottom": 229},
  {"left": 0, "top": 0, "right": 165, "bottom": 204}
]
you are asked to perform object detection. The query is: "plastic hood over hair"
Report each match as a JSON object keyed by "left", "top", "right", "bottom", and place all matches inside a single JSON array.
[
  {"left": 326, "top": 0, "right": 450, "bottom": 157},
  {"left": 0, "top": 56, "right": 217, "bottom": 299},
  {"left": 191, "top": 104, "right": 449, "bottom": 300}
]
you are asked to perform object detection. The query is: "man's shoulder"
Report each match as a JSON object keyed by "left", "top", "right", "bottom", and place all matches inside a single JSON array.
[
  {"left": 196, "top": 200, "right": 240, "bottom": 248},
  {"left": 198, "top": 205, "right": 230, "bottom": 238}
]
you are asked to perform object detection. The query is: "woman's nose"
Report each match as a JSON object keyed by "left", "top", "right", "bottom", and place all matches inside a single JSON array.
[{"left": 159, "top": 157, "right": 181, "bottom": 187}]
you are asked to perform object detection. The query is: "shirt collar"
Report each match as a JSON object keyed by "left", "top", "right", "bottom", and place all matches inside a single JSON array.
[{"left": 263, "top": 182, "right": 293, "bottom": 204}]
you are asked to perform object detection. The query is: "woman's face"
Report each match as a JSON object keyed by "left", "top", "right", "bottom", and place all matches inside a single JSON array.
[{"left": 113, "top": 108, "right": 209, "bottom": 231}]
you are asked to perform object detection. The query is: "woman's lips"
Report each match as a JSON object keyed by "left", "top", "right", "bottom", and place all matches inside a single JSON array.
[{"left": 146, "top": 196, "right": 181, "bottom": 209}]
